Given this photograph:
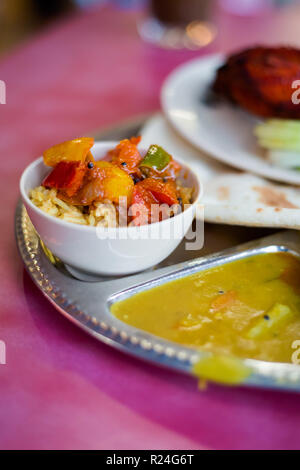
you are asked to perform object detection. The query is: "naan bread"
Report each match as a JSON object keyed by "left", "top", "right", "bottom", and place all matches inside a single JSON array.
[{"left": 203, "top": 173, "right": 300, "bottom": 229}]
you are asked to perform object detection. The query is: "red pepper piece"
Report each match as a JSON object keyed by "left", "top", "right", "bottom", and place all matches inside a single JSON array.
[
  {"left": 139, "top": 178, "right": 178, "bottom": 206},
  {"left": 130, "top": 178, "right": 179, "bottom": 225},
  {"left": 131, "top": 183, "right": 157, "bottom": 226},
  {"left": 42, "top": 161, "right": 86, "bottom": 197}
]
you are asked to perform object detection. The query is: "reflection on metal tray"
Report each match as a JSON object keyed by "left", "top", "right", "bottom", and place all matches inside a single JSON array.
[{"left": 15, "top": 115, "right": 300, "bottom": 392}]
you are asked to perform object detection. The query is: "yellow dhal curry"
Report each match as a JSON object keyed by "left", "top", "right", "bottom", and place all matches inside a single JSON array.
[{"left": 111, "top": 253, "right": 300, "bottom": 364}]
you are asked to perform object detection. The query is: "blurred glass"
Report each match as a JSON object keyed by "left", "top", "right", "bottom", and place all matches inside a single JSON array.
[
  {"left": 138, "top": 0, "right": 217, "bottom": 49},
  {"left": 220, "top": 0, "right": 272, "bottom": 15},
  {"left": 220, "top": 0, "right": 296, "bottom": 15},
  {"left": 74, "top": 0, "right": 106, "bottom": 8}
]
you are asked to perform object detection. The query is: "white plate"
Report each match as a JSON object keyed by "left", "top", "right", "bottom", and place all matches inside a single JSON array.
[
  {"left": 141, "top": 114, "right": 300, "bottom": 230},
  {"left": 161, "top": 54, "right": 300, "bottom": 186}
]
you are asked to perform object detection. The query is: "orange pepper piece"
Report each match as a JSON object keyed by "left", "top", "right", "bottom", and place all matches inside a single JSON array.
[
  {"left": 43, "top": 137, "right": 94, "bottom": 167},
  {"left": 65, "top": 161, "right": 134, "bottom": 206},
  {"left": 96, "top": 161, "right": 134, "bottom": 204}
]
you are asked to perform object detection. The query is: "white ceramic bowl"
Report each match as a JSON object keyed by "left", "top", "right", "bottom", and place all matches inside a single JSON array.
[{"left": 20, "top": 141, "right": 201, "bottom": 276}]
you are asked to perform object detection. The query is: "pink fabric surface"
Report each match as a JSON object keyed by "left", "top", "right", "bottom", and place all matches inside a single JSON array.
[{"left": 1, "top": 3, "right": 300, "bottom": 450}]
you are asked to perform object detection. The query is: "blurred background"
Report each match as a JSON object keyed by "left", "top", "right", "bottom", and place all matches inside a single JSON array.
[{"left": 0, "top": 0, "right": 297, "bottom": 56}]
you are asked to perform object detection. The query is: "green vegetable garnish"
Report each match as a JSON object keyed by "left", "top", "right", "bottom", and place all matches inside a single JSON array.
[
  {"left": 140, "top": 145, "right": 171, "bottom": 172},
  {"left": 254, "top": 119, "right": 300, "bottom": 151}
]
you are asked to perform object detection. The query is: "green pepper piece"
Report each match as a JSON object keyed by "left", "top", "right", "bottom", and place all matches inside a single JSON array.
[{"left": 140, "top": 145, "right": 171, "bottom": 172}]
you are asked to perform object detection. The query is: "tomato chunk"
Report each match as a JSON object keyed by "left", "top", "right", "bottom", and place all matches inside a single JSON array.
[
  {"left": 109, "top": 136, "right": 142, "bottom": 175},
  {"left": 210, "top": 291, "right": 237, "bottom": 313},
  {"left": 43, "top": 137, "right": 94, "bottom": 167},
  {"left": 42, "top": 161, "right": 86, "bottom": 197},
  {"left": 165, "top": 159, "right": 181, "bottom": 179}
]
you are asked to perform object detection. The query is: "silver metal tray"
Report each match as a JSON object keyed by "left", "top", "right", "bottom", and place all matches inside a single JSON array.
[{"left": 15, "top": 115, "right": 300, "bottom": 392}]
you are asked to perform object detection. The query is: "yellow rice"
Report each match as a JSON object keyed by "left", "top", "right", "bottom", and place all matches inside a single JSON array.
[{"left": 29, "top": 186, "right": 118, "bottom": 227}]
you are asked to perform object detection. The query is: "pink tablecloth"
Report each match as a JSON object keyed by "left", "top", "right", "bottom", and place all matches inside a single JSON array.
[{"left": 1, "top": 3, "right": 300, "bottom": 450}]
